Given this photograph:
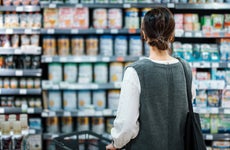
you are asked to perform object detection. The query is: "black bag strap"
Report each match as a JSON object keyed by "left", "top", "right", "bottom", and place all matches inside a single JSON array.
[{"left": 177, "top": 57, "right": 194, "bottom": 114}]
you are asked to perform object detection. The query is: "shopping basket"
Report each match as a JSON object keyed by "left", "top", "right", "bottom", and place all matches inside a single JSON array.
[{"left": 53, "top": 130, "right": 111, "bottom": 150}]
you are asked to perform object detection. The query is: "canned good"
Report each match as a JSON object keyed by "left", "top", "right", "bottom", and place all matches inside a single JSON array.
[
  {"left": 48, "top": 63, "right": 62, "bottom": 83},
  {"left": 92, "top": 117, "right": 104, "bottom": 134},
  {"left": 93, "top": 90, "right": 106, "bottom": 111},
  {"left": 3, "top": 78, "right": 10, "bottom": 88},
  {"left": 86, "top": 36, "right": 98, "bottom": 56},
  {"left": 94, "top": 63, "right": 108, "bottom": 83},
  {"left": 48, "top": 91, "right": 62, "bottom": 111},
  {"left": 62, "top": 117, "right": 73, "bottom": 133},
  {"left": 93, "top": 9, "right": 107, "bottom": 29},
  {"left": 114, "top": 36, "right": 128, "bottom": 56},
  {"left": 125, "top": 8, "right": 139, "bottom": 29},
  {"left": 108, "top": 90, "right": 120, "bottom": 110},
  {"left": 77, "top": 117, "right": 89, "bottom": 131},
  {"left": 10, "top": 78, "right": 18, "bottom": 89},
  {"left": 58, "top": 36, "right": 70, "bottom": 56},
  {"left": 63, "top": 90, "right": 77, "bottom": 111},
  {"left": 78, "top": 63, "right": 92, "bottom": 83},
  {"left": 27, "top": 78, "right": 34, "bottom": 89},
  {"left": 110, "top": 62, "right": 123, "bottom": 83},
  {"left": 100, "top": 35, "right": 113, "bottom": 56},
  {"left": 20, "top": 78, "right": 27, "bottom": 88},
  {"left": 73, "top": 8, "right": 89, "bottom": 29},
  {"left": 64, "top": 63, "right": 77, "bottom": 82},
  {"left": 106, "top": 118, "right": 115, "bottom": 133},
  {"left": 78, "top": 90, "right": 91, "bottom": 110},
  {"left": 71, "top": 36, "right": 84, "bottom": 55},
  {"left": 129, "top": 36, "right": 142, "bottom": 56},
  {"left": 108, "top": 9, "right": 122, "bottom": 29},
  {"left": 43, "top": 36, "right": 56, "bottom": 56},
  {"left": 47, "top": 117, "right": 59, "bottom": 133}
]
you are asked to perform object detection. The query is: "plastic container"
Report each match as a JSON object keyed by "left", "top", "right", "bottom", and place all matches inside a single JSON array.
[
  {"left": 48, "top": 91, "right": 62, "bottom": 111},
  {"left": 48, "top": 63, "right": 62, "bottom": 83},
  {"left": 108, "top": 9, "right": 122, "bottom": 29},
  {"left": 114, "top": 36, "right": 128, "bottom": 56},
  {"left": 100, "top": 35, "right": 113, "bottom": 56},
  {"left": 94, "top": 63, "right": 108, "bottom": 83},
  {"left": 129, "top": 36, "right": 142, "bottom": 56},
  {"left": 71, "top": 36, "right": 84, "bottom": 55},
  {"left": 78, "top": 63, "right": 93, "bottom": 83},
  {"left": 63, "top": 91, "right": 77, "bottom": 111},
  {"left": 64, "top": 63, "right": 77, "bottom": 82},
  {"left": 93, "top": 90, "right": 106, "bottom": 111},
  {"left": 125, "top": 8, "right": 139, "bottom": 29}
]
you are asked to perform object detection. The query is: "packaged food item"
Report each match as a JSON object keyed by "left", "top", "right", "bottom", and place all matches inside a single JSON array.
[
  {"left": 47, "top": 117, "right": 59, "bottom": 133},
  {"left": 224, "top": 14, "right": 230, "bottom": 30},
  {"left": 0, "top": 12, "right": 4, "bottom": 28},
  {"left": 48, "top": 63, "right": 62, "bottom": 83},
  {"left": 5, "top": 55, "right": 15, "bottom": 68},
  {"left": 58, "top": 8, "right": 74, "bottom": 28},
  {"left": 195, "top": 90, "right": 207, "bottom": 107},
  {"left": 106, "top": 118, "right": 115, "bottom": 133},
  {"left": 3, "top": 0, "right": 12, "bottom": 5},
  {"left": 31, "top": 56, "right": 40, "bottom": 69},
  {"left": 93, "top": 9, "right": 107, "bottom": 29},
  {"left": 35, "top": 98, "right": 42, "bottom": 108},
  {"left": 31, "top": 0, "right": 39, "bottom": 5},
  {"left": 27, "top": 13, "right": 34, "bottom": 28},
  {"left": 93, "top": 90, "right": 106, "bottom": 111},
  {"left": 218, "top": 114, "right": 230, "bottom": 133},
  {"left": 201, "top": 16, "right": 212, "bottom": 32},
  {"left": 12, "top": 12, "right": 19, "bottom": 28},
  {"left": 63, "top": 91, "right": 77, "bottom": 111},
  {"left": 58, "top": 36, "right": 70, "bottom": 56},
  {"left": 78, "top": 63, "right": 92, "bottom": 83},
  {"left": 100, "top": 35, "right": 113, "bottom": 56},
  {"left": 11, "top": 34, "right": 19, "bottom": 48},
  {"left": 64, "top": 63, "right": 77, "bottom": 82},
  {"left": 30, "top": 34, "right": 39, "bottom": 46},
  {"left": 108, "top": 9, "right": 122, "bottom": 29},
  {"left": 34, "top": 78, "right": 40, "bottom": 89},
  {"left": 86, "top": 36, "right": 98, "bottom": 56},
  {"left": 26, "top": 78, "right": 33, "bottom": 89},
  {"left": 43, "top": 36, "right": 56, "bottom": 56},
  {"left": 210, "top": 115, "right": 220, "bottom": 134},
  {"left": 0, "top": 56, "right": 4, "bottom": 68},
  {"left": 71, "top": 36, "right": 84, "bottom": 55},
  {"left": 183, "top": 44, "right": 193, "bottom": 61},
  {"left": 20, "top": 78, "right": 27, "bottom": 88},
  {"left": 129, "top": 36, "right": 142, "bottom": 56},
  {"left": 200, "top": 114, "right": 210, "bottom": 133},
  {"left": 212, "top": 141, "right": 230, "bottom": 150},
  {"left": 43, "top": 8, "right": 58, "bottom": 28},
  {"left": 222, "top": 89, "right": 230, "bottom": 108},
  {"left": 48, "top": 91, "right": 62, "bottom": 111},
  {"left": 200, "top": 44, "right": 211, "bottom": 61},
  {"left": 114, "top": 36, "right": 128, "bottom": 56},
  {"left": 94, "top": 63, "right": 108, "bottom": 83},
  {"left": 108, "top": 90, "right": 120, "bottom": 110},
  {"left": 21, "top": 35, "right": 30, "bottom": 46},
  {"left": 196, "top": 72, "right": 211, "bottom": 80},
  {"left": 2, "top": 121, "right": 11, "bottom": 150},
  {"left": 0, "top": 78, "right": 3, "bottom": 88},
  {"left": 22, "top": 0, "right": 30, "bottom": 5},
  {"left": 10, "top": 78, "right": 18, "bottom": 88},
  {"left": 19, "top": 13, "right": 27, "bottom": 28},
  {"left": 3, "top": 78, "right": 10, "bottom": 88},
  {"left": 125, "top": 8, "right": 139, "bottom": 29},
  {"left": 62, "top": 117, "right": 73, "bottom": 133},
  {"left": 21, "top": 55, "right": 31, "bottom": 69},
  {"left": 110, "top": 62, "right": 123, "bottom": 83},
  {"left": 207, "top": 90, "right": 221, "bottom": 107},
  {"left": 78, "top": 90, "right": 91, "bottom": 110},
  {"left": 4, "top": 12, "right": 11, "bottom": 28},
  {"left": 73, "top": 8, "right": 89, "bottom": 29},
  {"left": 92, "top": 117, "right": 104, "bottom": 134},
  {"left": 33, "top": 13, "right": 42, "bottom": 28},
  {"left": 77, "top": 117, "right": 89, "bottom": 131},
  {"left": 212, "top": 14, "right": 224, "bottom": 30},
  {"left": 1, "top": 35, "right": 11, "bottom": 48}
]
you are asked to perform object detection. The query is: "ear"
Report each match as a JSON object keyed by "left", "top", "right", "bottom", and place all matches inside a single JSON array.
[
  {"left": 141, "top": 30, "right": 147, "bottom": 41},
  {"left": 169, "top": 32, "right": 175, "bottom": 42}
]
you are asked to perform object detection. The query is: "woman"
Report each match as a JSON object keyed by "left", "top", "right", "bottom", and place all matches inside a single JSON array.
[{"left": 106, "top": 7, "right": 196, "bottom": 150}]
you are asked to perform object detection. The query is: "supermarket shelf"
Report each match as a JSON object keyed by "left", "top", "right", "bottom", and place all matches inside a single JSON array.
[
  {"left": 42, "top": 56, "right": 140, "bottom": 63},
  {"left": 176, "top": 3, "right": 230, "bottom": 10},
  {"left": 0, "top": 5, "right": 40, "bottom": 12},
  {"left": 175, "top": 31, "right": 230, "bottom": 38},
  {"left": 194, "top": 107, "right": 230, "bottom": 114},
  {"left": 41, "top": 109, "right": 116, "bottom": 117},
  {"left": 41, "top": 28, "right": 141, "bottom": 34},
  {"left": 191, "top": 62, "right": 227, "bottom": 68},
  {"left": 196, "top": 80, "right": 225, "bottom": 90},
  {"left": 0, "top": 89, "right": 42, "bottom": 95},
  {"left": 0, "top": 28, "right": 40, "bottom": 34},
  {"left": 42, "top": 81, "right": 121, "bottom": 90},
  {"left": 203, "top": 134, "right": 230, "bottom": 140},
  {"left": 0, "top": 69, "right": 42, "bottom": 77},
  {"left": 0, "top": 107, "right": 42, "bottom": 114},
  {"left": 0, "top": 46, "right": 42, "bottom": 55},
  {"left": 40, "top": 3, "right": 166, "bottom": 8}
]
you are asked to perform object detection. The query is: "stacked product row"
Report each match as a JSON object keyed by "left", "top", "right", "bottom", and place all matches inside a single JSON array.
[
  {"left": 207, "top": 141, "right": 230, "bottom": 150},
  {"left": 46, "top": 90, "right": 120, "bottom": 111},
  {"left": 43, "top": 35, "right": 147, "bottom": 56},
  {"left": 1, "top": 0, "right": 40, "bottom": 5}
]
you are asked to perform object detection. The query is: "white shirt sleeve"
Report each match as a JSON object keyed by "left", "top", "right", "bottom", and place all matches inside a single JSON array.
[{"left": 111, "top": 67, "right": 141, "bottom": 149}]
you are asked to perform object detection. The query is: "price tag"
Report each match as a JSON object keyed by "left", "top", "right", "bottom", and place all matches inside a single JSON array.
[
  {"left": 210, "top": 108, "right": 219, "bottom": 114},
  {"left": 96, "top": 29, "right": 104, "bottom": 34},
  {"left": 89, "top": 57, "right": 97, "bottom": 62},
  {"left": 20, "top": 89, "right": 27, "bottom": 94},
  {"left": 128, "top": 29, "right": 136, "bottom": 34},
  {"left": 49, "top": 111, "right": 56, "bottom": 116},
  {"left": 75, "top": 4, "right": 83, "bottom": 8},
  {"left": 195, "top": 32, "right": 202, "bottom": 37},
  {"left": 206, "top": 134, "right": 213, "bottom": 140},
  {"left": 51, "top": 134, "right": 58, "bottom": 139},
  {"left": 95, "top": 111, "right": 103, "bottom": 116},
  {"left": 45, "top": 57, "right": 53, "bottom": 62},
  {"left": 212, "top": 63, "right": 219, "bottom": 68},
  {"left": 22, "top": 130, "right": 29, "bottom": 135},
  {"left": 200, "top": 62, "right": 211, "bottom": 68},
  {"left": 192, "top": 62, "right": 200, "bottom": 68},
  {"left": 49, "top": 3, "right": 57, "bottom": 8},
  {"left": 123, "top": 3, "right": 131, "bottom": 8},
  {"left": 185, "top": 32, "right": 192, "bottom": 37},
  {"left": 16, "top": 6, "right": 23, "bottom": 12},
  {"left": 78, "top": 111, "right": 86, "bottom": 116},
  {"left": 29, "top": 129, "right": 36, "bottom": 134},
  {"left": 14, "top": 49, "right": 21, "bottom": 54},
  {"left": 64, "top": 111, "right": 71, "bottom": 116},
  {"left": 116, "top": 56, "right": 124, "bottom": 62},
  {"left": 110, "top": 29, "right": 118, "bottom": 34},
  {"left": 0, "top": 108, "right": 4, "bottom": 113},
  {"left": 71, "top": 29, "right": 79, "bottom": 34},
  {"left": 114, "top": 82, "right": 121, "bottom": 88},
  {"left": 224, "top": 109, "right": 230, "bottom": 114},
  {"left": 27, "top": 108, "right": 35, "bottom": 114},
  {"left": 42, "top": 112, "right": 48, "bottom": 117},
  {"left": 47, "top": 29, "right": 55, "bottom": 34},
  {"left": 60, "top": 57, "right": 67, "bottom": 62},
  {"left": 25, "top": 29, "right": 32, "bottom": 34},
  {"left": 199, "top": 108, "right": 207, "bottom": 114},
  {"left": 15, "top": 70, "right": 23, "bottom": 76},
  {"left": 103, "top": 109, "right": 112, "bottom": 116},
  {"left": 91, "top": 84, "right": 99, "bottom": 89},
  {"left": 167, "top": 3, "right": 175, "bottom": 8},
  {"left": 6, "top": 29, "right": 13, "bottom": 34},
  {"left": 102, "top": 57, "right": 110, "bottom": 62}
]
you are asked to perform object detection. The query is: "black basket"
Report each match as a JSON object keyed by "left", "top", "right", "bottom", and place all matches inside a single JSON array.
[{"left": 53, "top": 130, "right": 111, "bottom": 150}]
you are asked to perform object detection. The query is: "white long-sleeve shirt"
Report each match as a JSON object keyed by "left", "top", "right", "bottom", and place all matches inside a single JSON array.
[{"left": 111, "top": 58, "right": 196, "bottom": 148}]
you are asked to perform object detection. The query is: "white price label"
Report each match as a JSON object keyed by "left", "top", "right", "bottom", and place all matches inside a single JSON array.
[
  {"left": 51, "top": 134, "right": 58, "bottom": 139},
  {"left": 25, "top": 29, "right": 32, "bottom": 34},
  {"left": 29, "top": 129, "right": 36, "bottom": 134},
  {"left": 91, "top": 84, "right": 99, "bottom": 89},
  {"left": 123, "top": 4, "right": 131, "bottom": 8},
  {"left": 89, "top": 57, "right": 97, "bottom": 62},
  {"left": 75, "top": 4, "right": 83, "bottom": 8},
  {"left": 14, "top": 49, "right": 21, "bottom": 54},
  {"left": 102, "top": 57, "right": 110, "bottom": 62},
  {"left": 6, "top": 29, "right": 13, "bottom": 34},
  {"left": 212, "top": 63, "right": 219, "bottom": 68},
  {"left": 71, "top": 29, "right": 79, "bottom": 34},
  {"left": 96, "top": 29, "right": 104, "bottom": 34},
  {"left": 64, "top": 111, "right": 71, "bottom": 116},
  {"left": 195, "top": 32, "right": 202, "bottom": 37},
  {"left": 20, "top": 89, "right": 27, "bottom": 94},
  {"left": 206, "top": 134, "right": 213, "bottom": 140},
  {"left": 167, "top": 3, "right": 175, "bottom": 8},
  {"left": 192, "top": 62, "right": 200, "bottom": 68},
  {"left": 47, "top": 29, "right": 55, "bottom": 34},
  {"left": 45, "top": 57, "right": 53, "bottom": 62},
  {"left": 27, "top": 108, "right": 35, "bottom": 113},
  {"left": 78, "top": 111, "right": 85, "bottom": 116},
  {"left": 185, "top": 32, "right": 192, "bottom": 37},
  {"left": 15, "top": 70, "right": 23, "bottom": 76},
  {"left": 200, "top": 62, "right": 211, "bottom": 68},
  {"left": 60, "top": 57, "right": 67, "bottom": 62},
  {"left": 0, "top": 108, "right": 4, "bottom": 113},
  {"left": 42, "top": 112, "right": 48, "bottom": 117},
  {"left": 16, "top": 6, "right": 23, "bottom": 12},
  {"left": 114, "top": 82, "right": 121, "bottom": 88},
  {"left": 110, "top": 29, "right": 118, "bottom": 34},
  {"left": 49, "top": 111, "right": 56, "bottom": 116},
  {"left": 199, "top": 108, "right": 207, "bottom": 114},
  {"left": 210, "top": 108, "right": 219, "bottom": 114},
  {"left": 224, "top": 109, "right": 230, "bottom": 114},
  {"left": 103, "top": 109, "right": 112, "bottom": 116},
  {"left": 95, "top": 111, "right": 103, "bottom": 116},
  {"left": 22, "top": 130, "right": 29, "bottom": 135},
  {"left": 49, "top": 3, "right": 56, "bottom": 8}
]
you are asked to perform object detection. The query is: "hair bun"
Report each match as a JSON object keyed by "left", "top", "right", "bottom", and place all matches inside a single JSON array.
[{"left": 148, "top": 38, "right": 169, "bottom": 50}]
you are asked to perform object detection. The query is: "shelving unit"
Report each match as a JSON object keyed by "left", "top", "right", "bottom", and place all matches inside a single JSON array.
[{"left": 0, "top": 47, "right": 42, "bottom": 55}]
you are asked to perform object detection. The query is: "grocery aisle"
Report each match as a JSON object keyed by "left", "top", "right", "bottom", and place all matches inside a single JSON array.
[{"left": 0, "top": 0, "right": 229, "bottom": 149}]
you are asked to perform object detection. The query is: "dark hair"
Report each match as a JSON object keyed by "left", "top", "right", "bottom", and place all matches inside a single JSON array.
[{"left": 141, "top": 7, "right": 175, "bottom": 50}]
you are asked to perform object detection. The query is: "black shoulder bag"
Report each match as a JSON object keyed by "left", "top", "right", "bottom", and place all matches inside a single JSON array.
[{"left": 178, "top": 58, "right": 206, "bottom": 150}]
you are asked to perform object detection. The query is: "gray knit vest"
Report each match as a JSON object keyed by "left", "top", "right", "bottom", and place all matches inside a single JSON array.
[{"left": 125, "top": 58, "right": 191, "bottom": 150}]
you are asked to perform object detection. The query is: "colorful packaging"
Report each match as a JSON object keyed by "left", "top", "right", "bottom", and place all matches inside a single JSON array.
[
  {"left": 64, "top": 63, "right": 77, "bottom": 82},
  {"left": 109, "top": 62, "right": 123, "bottom": 83},
  {"left": 73, "top": 8, "right": 89, "bottom": 29},
  {"left": 222, "top": 89, "right": 230, "bottom": 108},
  {"left": 93, "top": 90, "right": 106, "bottom": 111},
  {"left": 183, "top": 44, "right": 193, "bottom": 61},
  {"left": 43, "top": 36, "right": 56, "bottom": 56},
  {"left": 200, "top": 114, "right": 210, "bottom": 133},
  {"left": 78, "top": 90, "right": 91, "bottom": 110},
  {"left": 58, "top": 36, "right": 70, "bottom": 56},
  {"left": 93, "top": 9, "right": 107, "bottom": 29},
  {"left": 63, "top": 90, "right": 77, "bottom": 111},
  {"left": 211, "top": 14, "right": 224, "bottom": 30},
  {"left": 207, "top": 90, "right": 221, "bottom": 107},
  {"left": 201, "top": 16, "right": 212, "bottom": 32},
  {"left": 224, "top": 14, "right": 230, "bottom": 29},
  {"left": 210, "top": 115, "right": 220, "bottom": 134},
  {"left": 94, "top": 63, "right": 108, "bottom": 83},
  {"left": 86, "top": 36, "right": 98, "bottom": 55},
  {"left": 218, "top": 115, "right": 230, "bottom": 133},
  {"left": 125, "top": 8, "right": 139, "bottom": 29},
  {"left": 48, "top": 63, "right": 63, "bottom": 83},
  {"left": 48, "top": 91, "right": 62, "bottom": 111},
  {"left": 78, "top": 63, "right": 93, "bottom": 83},
  {"left": 62, "top": 117, "right": 73, "bottom": 133},
  {"left": 58, "top": 8, "right": 74, "bottom": 28},
  {"left": 43, "top": 8, "right": 58, "bottom": 28},
  {"left": 114, "top": 36, "right": 128, "bottom": 56},
  {"left": 129, "top": 36, "right": 142, "bottom": 56},
  {"left": 3, "top": 0, "right": 12, "bottom": 5},
  {"left": 71, "top": 36, "right": 84, "bottom": 55},
  {"left": 108, "top": 9, "right": 122, "bottom": 29},
  {"left": 100, "top": 35, "right": 113, "bottom": 56}
]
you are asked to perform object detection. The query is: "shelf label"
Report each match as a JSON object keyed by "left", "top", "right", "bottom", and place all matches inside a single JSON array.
[
  {"left": 114, "top": 82, "right": 121, "bottom": 88},
  {"left": 200, "top": 62, "right": 211, "bottom": 68},
  {"left": 49, "top": 111, "right": 56, "bottom": 116},
  {"left": 75, "top": 4, "right": 83, "bottom": 8},
  {"left": 102, "top": 57, "right": 110, "bottom": 62},
  {"left": 91, "top": 84, "right": 99, "bottom": 89},
  {"left": 0, "top": 108, "right": 4, "bottom": 113},
  {"left": 123, "top": 4, "right": 131, "bottom": 8},
  {"left": 185, "top": 32, "right": 192, "bottom": 37},
  {"left": 27, "top": 108, "right": 35, "bottom": 114},
  {"left": 16, "top": 6, "right": 23, "bottom": 12},
  {"left": 49, "top": 3, "right": 57, "bottom": 8},
  {"left": 167, "top": 3, "right": 175, "bottom": 8},
  {"left": 212, "top": 63, "right": 219, "bottom": 68},
  {"left": 45, "top": 57, "right": 53, "bottom": 62},
  {"left": 15, "top": 70, "right": 23, "bottom": 76},
  {"left": 42, "top": 112, "right": 48, "bottom": 117},
  {"left": 89, "top": 57, "right": 97, "bottom": 62},
  {"left": 128, "top": 29, "right": 136, "bottom": 34},
  {"left": 103, "top": 109, "right": 112, "bottom": 116},
  {"left": 47, "top": 29, "right": 55, "bottom": 34},
  {"left": 116, "top": 57, "right": 124, "bottom": 62},
  {"left": 20, "top": 89, "right": 27, "bottom": 94},
  {"left": 206, "top": 134, "right": 213, "bottom": 140},
  {"left": 71, "top": 29, "right": 79, "bottom": 34},
  {"left": 78, "top": 111, "right": 85, "bottom": 116},
  {"left": 6, "top": 29, "right": 13, "bottom": 34},
  {"left": 95, "top": 111, "right": 103, "bottom": 116},
  {"left": 29, "top": 129, "right": 36, "bottom": 134},
  {"left": 14, "top": 49, "right": 21, "bottom": 54},
  {"left": 64, "top": 111, "right": 71, "bottom": 116},
  {"left": 192, "top": 62, "right": 200, "bottom": 67},
  {"left": 60, "top": 57, "right": 67, "bottom": 62},
  {"left": 224, "top": 109, "right": 230, "bottom": 114},
  {"left": 51, "top": 134, "right": 58, "bottom": 139},
  {"left": 96, "top": 29, "right": 104, "bottom": 34},
  {"left": 210, "top": 108, "right": 219, "bottom": 114},
  {"left": 199, "top": 108, "right": 207, "bottom": 114},
  {"left": 110, "top": 29, "right": 118, "bottom": 34},
  {"left": 25, "top": 29, "right": 32, "bottom": 34},
  {"left": 195, "top": 32, "right": 202, "bottom": 37}
]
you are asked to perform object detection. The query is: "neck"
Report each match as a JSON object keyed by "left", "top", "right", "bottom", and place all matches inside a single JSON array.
[{"left": 149, "top": 46, "right": 172, "bottom": 61}]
